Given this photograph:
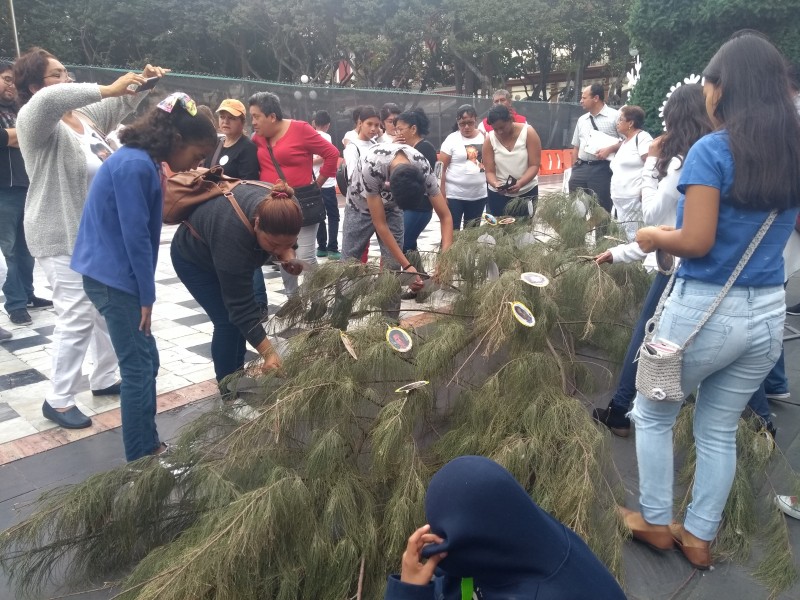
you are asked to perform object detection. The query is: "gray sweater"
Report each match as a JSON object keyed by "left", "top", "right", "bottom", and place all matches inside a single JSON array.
[{"left": 16, "top": 82, "right": 147, "bottom": 258}]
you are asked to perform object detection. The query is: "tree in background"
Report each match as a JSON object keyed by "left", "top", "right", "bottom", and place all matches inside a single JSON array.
[
  {"left": 628, "top": 0, "right": 800, "bottom": 133},
  {"left": 0, "top": 0, "right": 632, "bottom": 95}
]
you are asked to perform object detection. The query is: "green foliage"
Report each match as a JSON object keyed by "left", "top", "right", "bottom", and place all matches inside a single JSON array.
[
  {"left": 0, "top": 193, "right": 660, "bottom": 599},
  {"left": 628, "top": 0, "right": 800, "bottom": 133}
]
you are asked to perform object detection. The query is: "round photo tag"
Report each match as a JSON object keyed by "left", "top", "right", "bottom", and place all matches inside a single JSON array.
[
  {"left": 483, "top": 213, "right": 498, "bottom": 226},
  {"left": 509, "top": 301, "right": 536, "bottom": 327},
  {"left": 339, "top": 330, "right": 358, "bottom": 360},
  {"left": 386, "top": 326, "right": 413, "bottom": 352},
  {"left": 219, "top": 155, "right": 229, "bottom": 166},
  {"left": 395, "top": 380, "right": 429, "bottom": 393},
  {"left": 520, "top": 272, "right": 550, "bottom": 287},
  {"left": 498, "top": 217, "right": 516, "bottom": 225}
]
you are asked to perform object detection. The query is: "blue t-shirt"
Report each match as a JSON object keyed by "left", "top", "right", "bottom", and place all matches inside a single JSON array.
[
  {"left": 675, "top": 131, "right": 798, "bottom": 286},
  {"left": 71, "top": 146, "right": 163, "bottom": 305}
]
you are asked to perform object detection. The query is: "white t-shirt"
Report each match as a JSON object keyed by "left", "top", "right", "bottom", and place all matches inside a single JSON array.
[
  {"left": 343, "top": 137, "right": 376, "bottom": 185},
  {"left": 70, "top": 115, "right": 115, "bottom": 190},
  {"left": 440, "top": 131, "right": 487, "bottom": 200},
  {"left": 313, "top": 130, "right": 337, "bottom": 188},
  {"left": 609, "top": 131, "right": 653, "bottom": 199},
  {"left": 342, "top": 129, "right": 359, "bottom": 146}
]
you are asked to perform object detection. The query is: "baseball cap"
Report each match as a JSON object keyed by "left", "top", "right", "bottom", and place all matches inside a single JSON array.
[{"left": 216, "top": 99, "right": 246, "bottom": 117}]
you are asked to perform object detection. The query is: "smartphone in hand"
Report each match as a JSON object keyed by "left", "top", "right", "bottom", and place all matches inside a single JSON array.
[{"left": 137, "top": 76, "right": 160, "bottom": 92}]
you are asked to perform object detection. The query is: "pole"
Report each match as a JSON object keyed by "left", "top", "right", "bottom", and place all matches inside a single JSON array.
[{"left": 8, "top": 0, "right": 20, "bottom": 58}]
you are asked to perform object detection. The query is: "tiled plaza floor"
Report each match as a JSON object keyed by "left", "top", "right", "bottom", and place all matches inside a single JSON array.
[{"left": 0, "top": 180, "right": 561, "bottom": 464}]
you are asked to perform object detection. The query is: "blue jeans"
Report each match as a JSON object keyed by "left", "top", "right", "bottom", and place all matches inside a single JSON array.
[
  {"left": 83, "top": 276, "right": 160, "bottom": 462},
  {"left": 448, "top": 197, "right": 486, "bottom": 230},
  {"left": 403, "top": 209, "right": 433, "bottom": 253},
  {"left": 253, "top": 268, "right": 267, "bottom": 306},
  {"left": 0, "top": 187, "right": 35, "bottom": 312},
  {"left": 610, "top": 271, "right": 670, "bottom": 413},
  {"left": 316, "top": 186, "right": 340, "bottom": 252},
  {"left": 630, "top": 279, "right": 785, "bottom": 541},
  {"left": 486, "top": 186, "right": 538, "bottom": 218},
  {"left": 171, "top": 244, "right": 246, "bottom": 382}
]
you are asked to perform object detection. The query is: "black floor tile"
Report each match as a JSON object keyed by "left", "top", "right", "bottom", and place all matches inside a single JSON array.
[
  {"left": 0, "top": 368, "right": 47, "bottom": 391},
  {"left": 173, "top": 313, "right": 210, "bottom": 327},
  {"left": 0, "top": 402, "right": 19, "bottom": 423},
  {"left": 185, "top": 343, "right": 257, "bottom": 364},
  {"left": 2, "top": 335, "right": 50, "bottom": 353},
  {"left": 177, "top": 299, "right": 202, "bottom": 309},
  {"left": 32, "top": 324, "right": 55, "bottom": 337},
  {"left": 156, "top": 276, "right": 182, "bottom": 286}
]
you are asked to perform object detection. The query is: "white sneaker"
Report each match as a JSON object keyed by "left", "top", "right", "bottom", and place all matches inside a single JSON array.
[
  {"left": 775, "top": 495, "right": 800, "bottom": 520},
  {"left": 765, "top": 392, "right": 790, "bottom": 401}
]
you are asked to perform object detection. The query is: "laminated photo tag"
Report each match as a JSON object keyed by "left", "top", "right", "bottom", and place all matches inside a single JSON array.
[
  {"left": 339, "top": 330, "right": 358, "bottom": 360},
  {"left": 498, "top": 217, "right": 516, "bottom": 225},
  {"left": 509, "top": 301, "right": 536, "bottom": 327},
  {"left": 386, "top": 326, "right": 413, "bottom": 352},
  {"left": 520, "top": 272, "right": 550, "bottom": 287},
  {"left": 395, "top": 380, "right": 429, "bottom": 393},
  {"left": 483, "top": 213, "right": 498, "bottom": 226}
]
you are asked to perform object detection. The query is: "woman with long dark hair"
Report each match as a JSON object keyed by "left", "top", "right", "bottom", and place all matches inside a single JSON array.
[
  {"left": 620, "top": 32, "right": 800, "bottom": 570},
  {"left": 15, "top": 47, "right": 165, "bottom": 430},
  {"left": 393, "top": 107, "right": 438, "bottom": 254},
  {"left": 593, "top": 83, "right": 713, "bottom": 437},
  {"left": 378, "top": 102, "right": 402, "bottom": 143},
  {"left": 73, "top": 93, "right": 217, "bottom": 461}
]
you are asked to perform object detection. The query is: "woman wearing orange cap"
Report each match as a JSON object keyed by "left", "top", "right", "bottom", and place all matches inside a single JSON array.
[{"left": 204, "top": 99, "right": 259, "bottom": 180}]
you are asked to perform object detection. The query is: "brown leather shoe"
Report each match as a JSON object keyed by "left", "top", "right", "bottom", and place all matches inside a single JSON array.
[
  {"left": 617, "top": 506, "right": 675, "bottom": 551},
  {"left": 669, "top": 523, "right": 711, "bottom": 570}
]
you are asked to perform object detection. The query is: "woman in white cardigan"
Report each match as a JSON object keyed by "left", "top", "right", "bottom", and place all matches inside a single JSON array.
[
  {"left": 15, "top": 47, "right": 166, "bottom": 429},
  {"left": 591, "top": 83, "right": 712, "bottom": 437}
]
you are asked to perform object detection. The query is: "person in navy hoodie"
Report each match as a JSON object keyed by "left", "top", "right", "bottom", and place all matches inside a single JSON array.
[
  {"left": 71, "top": 93, "right": 217, "bottom": 461},
  {"left": 385, "top": 456, "right": 626, "bottom": 600}
]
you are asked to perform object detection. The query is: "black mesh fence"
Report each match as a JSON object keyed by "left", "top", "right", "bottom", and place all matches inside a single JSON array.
[{"left": 69, "top": 66, "right": 583, "bottom": 151}]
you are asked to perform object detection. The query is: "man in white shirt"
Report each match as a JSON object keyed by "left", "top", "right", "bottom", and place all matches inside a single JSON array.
[{"left": 568, "top": 83, "right": 620, "bottom": 216}]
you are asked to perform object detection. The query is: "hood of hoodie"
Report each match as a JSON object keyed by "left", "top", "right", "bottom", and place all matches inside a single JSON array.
[{"left": 421, "top": 456, "right": 626, "bottom": 599}]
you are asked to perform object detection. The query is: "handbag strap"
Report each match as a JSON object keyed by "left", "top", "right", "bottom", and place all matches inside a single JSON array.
[
  {"left": 264, "top": 141, "right": 288, "bottom": 182},
  {"left": 265, "top": 139, "right": 316, "bottom": 186},
  {"left": 215, "top": 182, "right": 255, "bottom": 236},
  {"left": 647, "top": 210, "right": 778, "bottom": 349}
]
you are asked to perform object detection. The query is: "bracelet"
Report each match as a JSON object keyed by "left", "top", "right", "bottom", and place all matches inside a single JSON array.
[{"left": 401, "top": 263, "right": 413, "bottom": 271}]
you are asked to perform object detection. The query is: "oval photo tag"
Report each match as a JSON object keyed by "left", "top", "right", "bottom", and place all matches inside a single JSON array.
[
  {"left": 483, "top": 213, "right": 498, "bottom": 226},
  {"left": 520, "top": 272, "right": 549, "bottom": 287},
  {"left": 386, "top": 326, "right": 413, "bottom": 352},
  {"left": 339, "top": 330, "right": 358, "bottom": 360},
  {"left": 509, "top": 301, "right": 536, "bottom": 327},
  {"left": 219, "top": 155, "right": 229, "bottom": 166},
  {"left": 395, "top": 380, "right": 429, "bottom": 393}
]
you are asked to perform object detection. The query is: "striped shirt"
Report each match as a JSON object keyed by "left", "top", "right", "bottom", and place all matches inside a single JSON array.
[{"left": 571, "top": 104, "right": 620, "bottom": 161}]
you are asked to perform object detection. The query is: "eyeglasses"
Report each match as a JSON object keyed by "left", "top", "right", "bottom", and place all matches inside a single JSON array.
[
  {"left": 457, "top": 120, "right": 476, "bottom": 127},
  {"left": 0, "top": 76, "right": 14, "bottom": 85},
  {"left": 44, "top": 69, "right": 74, "bottom": 82}
]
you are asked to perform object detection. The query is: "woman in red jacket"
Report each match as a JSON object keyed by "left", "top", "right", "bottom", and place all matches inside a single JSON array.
[{"left": 249, "top": 92, "right": 339, "bottom": 297}]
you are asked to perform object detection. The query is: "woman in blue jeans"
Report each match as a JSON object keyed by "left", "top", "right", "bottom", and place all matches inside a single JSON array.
[
  {"left": 618, "top": 32, "right": 800, "bottom": 570},
  {"left": 592, "top": 83, "right": 712, "bottom": 437},
  {"left": 72, "top": 93, "right": 217, "bottom": 462},
  {"left": 170, "top": 181, "right": 302, "bottom": 384},
  {"left": 393, "top": 108, "right": 438, "bottom": 253}
]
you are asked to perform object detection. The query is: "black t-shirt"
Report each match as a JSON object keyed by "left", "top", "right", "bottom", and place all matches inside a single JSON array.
[
  {"left": 405, "top": 139, "right": 437, "bottom": 212},
  {"left": 204, "top": 136, "right": 260, "bottom": 180}
]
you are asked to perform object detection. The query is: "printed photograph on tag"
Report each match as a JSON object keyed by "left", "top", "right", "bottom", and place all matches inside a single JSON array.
[
  {"left": 510, "top": 301, "right": 536, "bottom": 327},
  {"left": 395, "top": 380, "right": 429, "bottom": 393},
  {"left": 520, "top": 272, "right": 549, "bottom": 287},
  {"left": 386, "top": 326, "right": 413, "bottom": 352}
]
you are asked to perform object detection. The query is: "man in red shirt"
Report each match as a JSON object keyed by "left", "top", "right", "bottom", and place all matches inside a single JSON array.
[{"left": 478, "top": 89, "right": 527, "bottom": 134}]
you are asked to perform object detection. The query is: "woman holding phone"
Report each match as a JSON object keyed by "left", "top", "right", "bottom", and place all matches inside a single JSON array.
[{"left": 15, "top": 47, "right": 167, "bottom": 430}]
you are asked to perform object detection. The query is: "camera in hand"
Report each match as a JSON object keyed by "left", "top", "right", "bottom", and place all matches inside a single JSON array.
[{"left": 497, "top": 175, "right": 517, "bottom": 191}]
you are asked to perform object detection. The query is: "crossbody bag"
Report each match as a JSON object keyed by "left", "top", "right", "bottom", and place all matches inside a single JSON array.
[{"left": 264, "top": 142, "right": 325, "bottom": 227}]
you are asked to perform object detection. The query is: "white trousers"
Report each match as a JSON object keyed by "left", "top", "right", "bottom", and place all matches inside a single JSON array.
[
  {"left": 280, "top": 224, "right": 319, "bottom": 296},
  {"left": 39, "top": 255, "right": 118, "bottom": 408}
]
